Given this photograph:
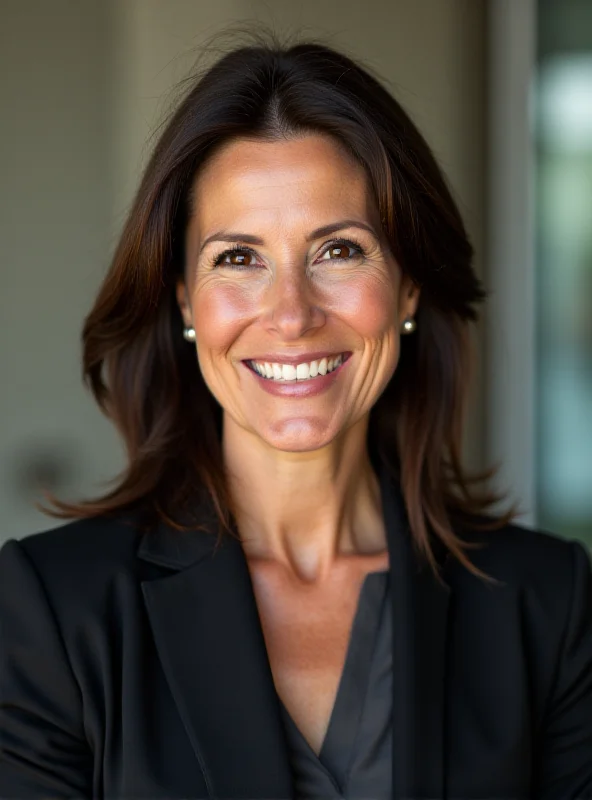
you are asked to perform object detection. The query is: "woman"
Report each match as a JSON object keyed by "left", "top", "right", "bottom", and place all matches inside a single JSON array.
[{"left": 1, "top": 37, "right": 591, "bottom": 799}]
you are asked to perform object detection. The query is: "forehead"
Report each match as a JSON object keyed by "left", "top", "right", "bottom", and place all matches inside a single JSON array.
[{"left": 188, "top": 134, "right": 377, "bottom": 234}]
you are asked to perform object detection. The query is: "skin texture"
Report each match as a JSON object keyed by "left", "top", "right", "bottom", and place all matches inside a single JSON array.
[{"left": 177, "top": 134, "right": 419, "bottom": 753}]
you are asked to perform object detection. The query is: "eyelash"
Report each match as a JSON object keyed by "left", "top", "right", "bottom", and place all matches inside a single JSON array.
[{"left": 209, "top": 237, "right": 367, "bottom": 270}]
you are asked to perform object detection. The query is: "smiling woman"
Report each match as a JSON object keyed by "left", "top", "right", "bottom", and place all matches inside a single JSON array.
[
  {"left": 177, "top": 135, "right": 415, "bottom": 453},
  {"left": 1, "top": 34, "right": 591, "bottom": 800}
]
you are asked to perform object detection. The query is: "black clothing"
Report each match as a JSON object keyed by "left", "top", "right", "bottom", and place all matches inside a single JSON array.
[{"left": 1, "top": 468, "right": 591, "bottom": 798}]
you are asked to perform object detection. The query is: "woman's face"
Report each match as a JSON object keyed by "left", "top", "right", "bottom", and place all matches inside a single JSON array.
[{"left": 178, "top": 134, "right": 419, "bottom": 452}]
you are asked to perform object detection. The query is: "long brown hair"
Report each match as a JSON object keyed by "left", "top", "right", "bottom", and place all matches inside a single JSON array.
[{"left": 48, "top": 33, "right": 513, "bottom": 576}]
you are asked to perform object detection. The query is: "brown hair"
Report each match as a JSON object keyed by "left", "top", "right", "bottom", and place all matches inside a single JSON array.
[{"left": 48, "top": 33, "right": 513, "bottom": 576}]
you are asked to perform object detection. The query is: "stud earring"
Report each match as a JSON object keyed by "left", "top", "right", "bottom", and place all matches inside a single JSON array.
[
  {"left": 183, "top": 326, "right": 196, "bottom": 342},
  {"left": 401, "top": 317, "right": 416, "bottom": 335}
]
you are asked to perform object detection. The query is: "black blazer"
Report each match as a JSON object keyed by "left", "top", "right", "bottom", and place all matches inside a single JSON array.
[{"left": 1, "top": 469, "right": 591, "bottom": 799}]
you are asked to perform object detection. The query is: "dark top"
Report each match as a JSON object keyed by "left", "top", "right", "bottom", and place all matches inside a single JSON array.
[
  {"left": 1, "top": 468, "right": 592, "bottom": 798},
  {"left": 280, "top": 570, "right": 391, "bottom": 798}
]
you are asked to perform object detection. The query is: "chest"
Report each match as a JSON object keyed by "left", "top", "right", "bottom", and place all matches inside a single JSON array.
[
  {"left": 88, "top": 551, "right": 545, "bottom": 798},
  {"left": 248, "top": 559, "right": 388, "bottom": 754}
]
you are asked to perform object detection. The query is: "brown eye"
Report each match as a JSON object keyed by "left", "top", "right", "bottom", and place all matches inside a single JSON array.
[
  {"left": 318, "top": 240, "right": 363, "bottom": 263},
  {"left": 228, "top": 251, "right": 253, "bottom": 267},
  {"left": 328, "top": 245, "right": 352, "bottom": 259},
  {"left": 212, "top": 248, "right": 258, "bottom": 269}
]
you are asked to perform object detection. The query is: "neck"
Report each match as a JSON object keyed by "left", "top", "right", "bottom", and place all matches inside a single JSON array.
[{"left": 222, "top": 414, "right": 386, "bottom": 582}]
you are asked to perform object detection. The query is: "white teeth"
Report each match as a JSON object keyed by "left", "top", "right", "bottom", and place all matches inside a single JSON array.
[
  {"left": 250, "top": 354, "right": 345, "bottom": 381},
  {"left": 296, "top": 362, "right": 310, "bottom": 380}
]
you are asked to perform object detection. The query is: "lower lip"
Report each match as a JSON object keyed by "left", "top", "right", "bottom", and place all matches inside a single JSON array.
[{"left": 242, "top": 358, "right": 349, "bottom": 397}]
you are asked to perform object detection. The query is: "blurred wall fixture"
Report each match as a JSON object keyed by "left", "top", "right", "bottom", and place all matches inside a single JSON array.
[{"left": 12, "top": 440, "right": 78, "bottom": 503}]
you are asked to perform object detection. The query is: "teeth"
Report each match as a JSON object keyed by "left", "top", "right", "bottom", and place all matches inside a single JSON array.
[
  {"left": 296, "top": 362, "right": 310, "bottom": 380},
  {"left": 250, "top": 354, "right": 345, "bottom": 381}
]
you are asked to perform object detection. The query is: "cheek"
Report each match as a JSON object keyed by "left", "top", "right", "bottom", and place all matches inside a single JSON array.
[
  {"left": 323, "top": 274, "right": 397, "bottom": 338},
  {"left": 192, "top": 282, "right": 254, "bottom": 351}
]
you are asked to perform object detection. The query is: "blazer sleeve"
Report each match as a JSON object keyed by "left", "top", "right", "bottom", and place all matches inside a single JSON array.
[
  {"left": 538, "top": 539, "right": 592, "bottom": 799},
  {"left": 0, "top": 538, "right": 93, "bottom": 798}
]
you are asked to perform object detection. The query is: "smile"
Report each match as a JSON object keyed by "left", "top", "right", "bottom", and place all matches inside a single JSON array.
[{"left": 247, "top": 354, "right": 348, "bottom": 382}]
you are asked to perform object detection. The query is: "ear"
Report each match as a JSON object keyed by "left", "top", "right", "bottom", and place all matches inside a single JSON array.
[
  {"left": 175, "top": 278, "right": 193, "bottom": 328},
  {"left": 399, "top": 274, "right": 420, "bottom": 320}
]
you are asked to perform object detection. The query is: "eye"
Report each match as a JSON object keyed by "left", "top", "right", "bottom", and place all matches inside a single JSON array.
[
  {"left": 318, "top": 238, "right": 365, "bottom": 262},
  {"left": 211, "top": 245, "right": 260, "bottom": 269},
  {"left": 209, "top": 237, "right": 366, "bottom": 270}
]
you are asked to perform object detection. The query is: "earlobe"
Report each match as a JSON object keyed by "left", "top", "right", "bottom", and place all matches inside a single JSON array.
[
  {"left": 400, "top": 277, "right": 421, "bottom": 319},
  {"left": 175, "top": 279, "right": 193, "bottom": 328}
]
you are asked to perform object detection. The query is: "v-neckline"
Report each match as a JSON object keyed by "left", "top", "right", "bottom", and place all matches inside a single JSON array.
[{"left": 279, "top": 569, "right": 389, "bottom": 792}]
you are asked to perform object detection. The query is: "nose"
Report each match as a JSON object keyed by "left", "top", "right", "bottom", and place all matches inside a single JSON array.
[{"left": 262, "top": 269, "right": 326, "bottom": 341}]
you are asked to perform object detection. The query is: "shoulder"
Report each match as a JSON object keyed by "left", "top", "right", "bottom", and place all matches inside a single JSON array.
[
  {"left": 458, "top": 519, "right": 588, "bottom": 583},
  {"left": 8, "top": 512, "right": 142, "bottom": 571},
  {"left": 448, "top": 517, "right": 592, "bottom": 623},
  {"left": 18, "top": 510, "right": 140, "bottom": 555},
  {"left": 0, "top": 514, "right": 146, "bottom": 618}
]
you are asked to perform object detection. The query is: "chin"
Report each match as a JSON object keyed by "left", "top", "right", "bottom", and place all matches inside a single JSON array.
[{"left": 258, "top": 417, "right": 339, "bottom": 453}]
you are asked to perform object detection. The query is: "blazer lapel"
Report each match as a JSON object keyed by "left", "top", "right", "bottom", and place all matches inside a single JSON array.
[
  {"left": 138, "top": 512, "right": 293, "bottom": 799},
  {"left": 138, "top": 469, "right": 451, "bottom": 800},
  {"left": 380, "top": 465, "right": 451, "bottom": 799}
]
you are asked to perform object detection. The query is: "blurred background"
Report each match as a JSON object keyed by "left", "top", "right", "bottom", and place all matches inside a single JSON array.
[{"left": 0, "top": 0, "right": 590, "bottom": 547}]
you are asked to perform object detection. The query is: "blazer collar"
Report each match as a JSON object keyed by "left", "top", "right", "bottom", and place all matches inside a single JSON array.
[
  {"left": 139, "top": 514, "right": 293, "bottom": 799},
  {"left": 138, "top": 463, "right": 451, "bottom": 800},
  {"left": 137, "top": 494, "right": 221, "bottom": 570}
]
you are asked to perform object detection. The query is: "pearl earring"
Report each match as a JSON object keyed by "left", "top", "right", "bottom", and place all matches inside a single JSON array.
[
  {"left": 183, "top": 326, "right": 196, "bottom": 342},
  {"left": 401, "top": 317, "right": 416, "bottom": 334}
]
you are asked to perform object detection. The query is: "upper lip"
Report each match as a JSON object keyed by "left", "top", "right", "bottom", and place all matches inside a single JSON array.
[{"left": 243, "top": 351, "right": 350, "bottom": 365}]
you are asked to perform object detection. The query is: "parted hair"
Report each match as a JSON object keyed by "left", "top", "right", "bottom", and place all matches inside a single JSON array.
[{"left": 48, "top": 31, "right": 512, "bottom": 577}]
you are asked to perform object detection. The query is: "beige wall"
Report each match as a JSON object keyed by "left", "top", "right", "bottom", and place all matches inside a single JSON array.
[
  {"left": 0, "top": 0, "right": 487, "bottom": 540},
  {"left": 0, "top": 0, "right": 123, "bottom": 541}
]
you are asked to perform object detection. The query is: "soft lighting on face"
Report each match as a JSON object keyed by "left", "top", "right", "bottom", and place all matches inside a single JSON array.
[{"left": 181, "top": 135, "right": 414, "bottom": 454}]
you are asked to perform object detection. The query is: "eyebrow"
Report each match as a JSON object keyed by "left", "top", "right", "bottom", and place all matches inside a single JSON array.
[{"left": 198, "top": 219, "right": 380, "bottom": 254}]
